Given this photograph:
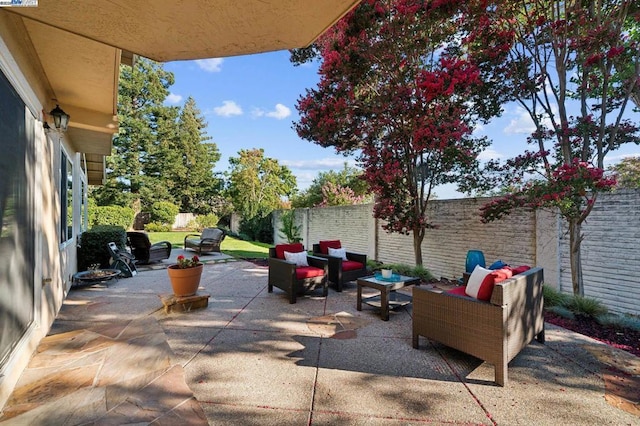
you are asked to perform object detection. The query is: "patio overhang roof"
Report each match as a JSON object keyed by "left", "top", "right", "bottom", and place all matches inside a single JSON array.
[
  {"left": 3, "top": 0, "right": 360, "bottom": 185},
  {"left": 8, "top": 0, "right": 360, "bottom": 62}
]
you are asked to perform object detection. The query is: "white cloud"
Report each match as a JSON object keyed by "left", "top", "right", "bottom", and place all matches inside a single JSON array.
[
  {"left": 504, "top": 107, "right": 537, "bottom": 135},
  {"left": 503, "top": 105, "right": 556, "bottom": 135},
  {"left": 266, "top": 103, "right": 291, "bottom": 119},
  {"left": 195, "top": 58, "right": 224, "bottom": 72},
  {"left": 252, "top": 104, "right": 292, "bottom": 120},
  {"left": 477, "top": 148, "right": 505, "bottom": 161},
  {"left": 603, "top": 152, "right": 640, "bottom": 164},
  {"left": 282, "top": 157, "right": 358, "bottom": 171},
  {"left": 166, "top": 93, "right": 182, "bottom": 104},
  {"left": 213, "top": 100, "right": 243, "bottom": 117}
]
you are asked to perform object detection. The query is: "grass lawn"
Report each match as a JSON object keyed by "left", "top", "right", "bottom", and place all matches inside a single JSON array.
[{"left": 148, "top": 231, "right": 270, "bottom": 259}]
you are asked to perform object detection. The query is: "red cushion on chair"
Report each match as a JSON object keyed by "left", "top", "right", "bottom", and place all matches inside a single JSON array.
[
  {"left": 342, "top": 260, "right": 364, "bottom": 271},
  {"left": 295, "top": 266, "right": 325, "bottom": 279},
  {"left": 446, "top": 286, "right": 469, "bottom": 297},
  {"left": 275, "top": 243, "right": 304, "bottom": 259},
  {"left": 319, "top": 240, "right": 341, "bottom": 254}
]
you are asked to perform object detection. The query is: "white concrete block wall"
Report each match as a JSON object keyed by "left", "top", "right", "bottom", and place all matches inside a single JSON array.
[
  {"left": 307, "top": 204, "right": 375, "bottom": 259},
  {"left": 558, "top": 190, "right": 640, "bottom": 315},
  {"left": 418, "top": 198, "right": 536, "bottom": 280},
  {"left": 535, "top": 209, "right": 560, "bottom": 289},
  {"left": 273, "top": 189, "right": 640, "bottom": 315}
]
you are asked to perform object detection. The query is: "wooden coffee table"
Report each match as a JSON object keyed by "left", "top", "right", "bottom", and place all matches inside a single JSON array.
[{"left": 357, "top": 274, "right": 420, "bottom": 321}]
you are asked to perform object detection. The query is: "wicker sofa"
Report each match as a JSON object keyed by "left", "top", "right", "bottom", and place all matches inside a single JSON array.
[{"left": 412, "top": 267, "right": 545, "bottom": 386}]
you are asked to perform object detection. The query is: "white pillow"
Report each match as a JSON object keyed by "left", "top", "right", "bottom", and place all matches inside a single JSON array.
[
  {"left": 284, "top": 250, "right": 308, "bottom": 267},
  {"left": 465, "top": 265, "right": 493, "bottom": 299},
  {"left": 328, "top": 247, "right": 347, "bottom": 260}
]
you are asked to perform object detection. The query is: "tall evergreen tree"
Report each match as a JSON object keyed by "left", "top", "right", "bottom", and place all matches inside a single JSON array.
[
  {"left": 92, "top": 58, "right": 178, "bottom": 212},
  {"left": 93, "top": 61, "right": 223, "bottom": 216},
  {"left": 167, "top": 97, "right": 222, "bottom": 214}
]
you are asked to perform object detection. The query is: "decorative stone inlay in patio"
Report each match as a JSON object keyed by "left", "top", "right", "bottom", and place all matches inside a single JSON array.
[
  {"left": 160, "top": 293, "right": 211, "bottom": 313},
  {"left": 307, "top": 311, "right": 372, "bottom": 339},
  {"left": 584, "top": 344, "right": 640, "bottom": 416},
  {"left": 0, "top": 317, "right": 207, "bottom": 425}
]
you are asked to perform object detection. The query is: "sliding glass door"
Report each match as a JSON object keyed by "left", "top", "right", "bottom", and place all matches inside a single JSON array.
[{"left": 0, "top": 68, "right": 35, "bottom": 367}]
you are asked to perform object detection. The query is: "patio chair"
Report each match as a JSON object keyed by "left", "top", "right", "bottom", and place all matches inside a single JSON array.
[
  {"left": 312, "top": 240, "right": 368, "bottom": 292},
  {"left": 268, "top": 243, "right": 328, "bottom": 304},
  {"left": 126, "top": 231, "right": 172, "bottom": 264},
  {"left": 184, "top": 227, "right": 225, "bottom": 255}
]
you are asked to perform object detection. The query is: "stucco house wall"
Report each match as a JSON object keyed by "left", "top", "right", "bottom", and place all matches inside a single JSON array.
[{"left": 0, "top": 25, "right": 83, "bottom": 408}]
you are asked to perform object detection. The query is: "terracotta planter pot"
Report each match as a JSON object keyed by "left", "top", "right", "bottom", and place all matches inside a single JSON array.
[{"left": 167, "top": 263, "right": 203, "bottom": 296}]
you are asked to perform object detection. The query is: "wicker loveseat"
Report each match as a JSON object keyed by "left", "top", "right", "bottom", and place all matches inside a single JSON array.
[{"left": 412, "top": 267, "right": 545, "bottom": 386}]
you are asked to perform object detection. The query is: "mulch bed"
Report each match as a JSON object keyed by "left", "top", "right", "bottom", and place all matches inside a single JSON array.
[{"left": 545, "top": 312, "right": 640, "bottom": 358}]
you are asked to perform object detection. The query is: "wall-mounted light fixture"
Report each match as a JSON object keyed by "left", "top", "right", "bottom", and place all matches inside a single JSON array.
[{"left": 49, "top": 104, "right": 70, "bottom": 132}]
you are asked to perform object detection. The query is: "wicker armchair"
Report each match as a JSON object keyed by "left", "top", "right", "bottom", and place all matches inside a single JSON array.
[
  {"left": 312, "top": 242, "right": 368, "bottom": 292},
  {"left": 268, "top": 244, "right": 328, "bottom": 304},
  {"left": 126, "top": 232, "right": 172, "bottom": 264},
  {"left": 184, "top": 227, "right": 225, "bottom": 255},
  {"left": 412, "top": 267, "right": 545, "bottom": 386}
]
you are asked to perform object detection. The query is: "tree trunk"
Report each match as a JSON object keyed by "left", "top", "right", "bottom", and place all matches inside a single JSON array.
[
  {"left": 568, "top": 218, "right": 584, "bottom": 296},
  {"left": 413, "top": 227, "right": 425, "bottom": 267}
]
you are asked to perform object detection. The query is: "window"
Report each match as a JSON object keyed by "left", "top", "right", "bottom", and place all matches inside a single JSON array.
[{"left": 60, "top": 149, "right": 73, "bottom": 243}]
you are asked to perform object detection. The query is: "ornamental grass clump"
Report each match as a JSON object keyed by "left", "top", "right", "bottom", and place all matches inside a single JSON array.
[
  {"left": 543, "top": 285, "right": 572, "bottom": 308},
  {"left": 567, "top": 295, "right": 608, "bottom": 318},
  {"left": 175, "top": 254, "right": 201, "bottom": 269}
]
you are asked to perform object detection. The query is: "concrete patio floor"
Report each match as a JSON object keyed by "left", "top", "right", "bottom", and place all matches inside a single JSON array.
[{"left": 0, "top": 250, "right": 638, "bottom": 425}]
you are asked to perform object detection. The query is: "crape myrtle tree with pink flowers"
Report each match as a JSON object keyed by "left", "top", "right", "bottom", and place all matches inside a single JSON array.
[
  {"left": 473, "top": 1, "right": 640, "bottom": 296},
  {"left": 292, "top": 0, "right": 507, "bottom": 266}
]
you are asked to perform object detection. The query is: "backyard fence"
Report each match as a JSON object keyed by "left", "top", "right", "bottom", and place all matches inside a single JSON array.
[{"left": 272, "top": 189, "right": 640, "bottom": 316}]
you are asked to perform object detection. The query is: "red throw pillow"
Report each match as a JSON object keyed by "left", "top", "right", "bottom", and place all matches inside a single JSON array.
[
  {"left": 319, "top": 240, "right": 341, "bottom": 254},
  {"left": 512, "top": 265, "right": 531, "bottom": 275},
  {"left": 275, "top": 243, "right": 304, "bottom": 259},
  {"left": 475, "top": 273, "right": 496, "bottom": 301}
]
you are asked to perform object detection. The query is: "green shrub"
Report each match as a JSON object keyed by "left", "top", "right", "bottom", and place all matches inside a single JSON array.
[
  {"left": 547, "top": 305, "right": 576, "bottom": 320},
  {"left": 90, "top": 205, "right": 134, "bottom": 229},
  {"left": 543, "top": 285, "right": 572, "bottom": 308},
  {"left": 278, "top": 210, "right": 302, "bottom": 243},
  {"left": 239, "top": 214, "right": 273, "bottom": 243},
  {"left": 78, "top": 225, "right": 127, "bottom": 270},
  {"left": 196, "top": 213, "right": 220, "bottom": 230},
  {"left": 145, "top": 222, "right": 172, "bottom": 232},
  {"left": 567, "top": 295, "right": 608, "bottom": 318},
  {"left": 150, "top": 201, "right": 179, "bottom": 225},
  {"left": 596, "top": 313, "right": 640, "bottom": 331}
]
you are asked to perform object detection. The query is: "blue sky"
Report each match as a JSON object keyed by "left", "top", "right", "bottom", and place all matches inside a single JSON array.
[{"left": 163, "top": 51, "right": 640, "bottom": 200}]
